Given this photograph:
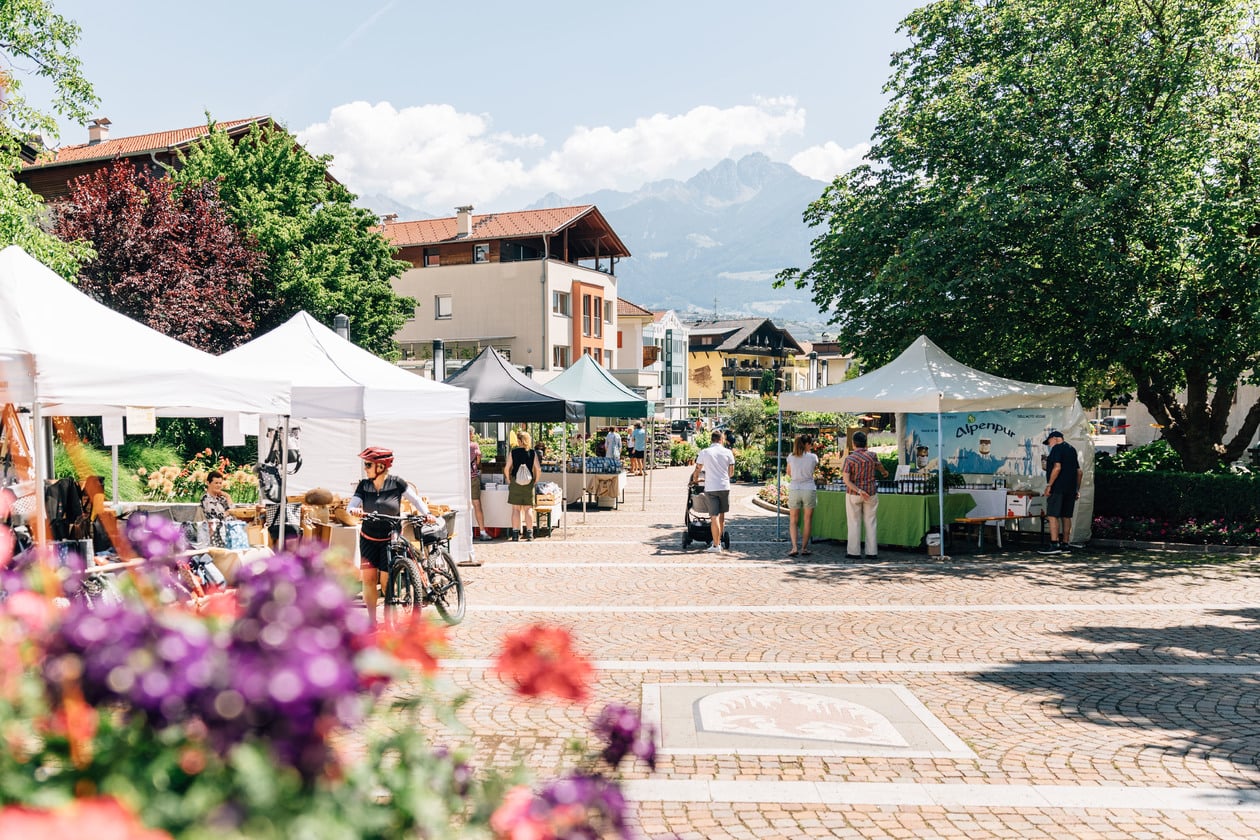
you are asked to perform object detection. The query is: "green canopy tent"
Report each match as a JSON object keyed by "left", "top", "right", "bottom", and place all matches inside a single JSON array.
[{"left": 545, "top": 355, "right": 653, "bottom": 517}]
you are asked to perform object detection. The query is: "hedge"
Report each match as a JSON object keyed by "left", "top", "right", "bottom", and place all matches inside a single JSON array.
[{"left": 1093, "top": 471, "right": 1260, "bottom": 522}]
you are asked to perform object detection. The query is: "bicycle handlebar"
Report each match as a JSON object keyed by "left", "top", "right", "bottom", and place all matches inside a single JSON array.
[{"left": 355, "top": 511, "right": 435, "bottom": 524}]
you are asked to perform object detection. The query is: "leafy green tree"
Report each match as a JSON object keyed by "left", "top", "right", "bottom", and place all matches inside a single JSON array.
[
  {"left": 779, "top": 0, "right": 1260, "bottom": 472},
  {"left": 728, "top": 397, "right": 767, "bottom": 448},
  {"left": 172, "top": 120, "right": 414, "bottom": 356},
  {"left": 0, "top": 0, "right": 96, "bottom": 277}
]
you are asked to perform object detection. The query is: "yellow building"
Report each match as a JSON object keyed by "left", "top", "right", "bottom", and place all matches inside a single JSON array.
[{"left": 687, "top": 319, "right": 805, "bottom": 399}]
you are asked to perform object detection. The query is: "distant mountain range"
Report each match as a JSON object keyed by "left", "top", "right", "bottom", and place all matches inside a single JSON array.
[{"left": 356, "top": 153, "right": 834, "bottom": 336}]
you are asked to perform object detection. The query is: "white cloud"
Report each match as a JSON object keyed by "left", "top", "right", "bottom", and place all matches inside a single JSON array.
[
  {"left": 788, "top": 141, "right": 870, "bottom": 182},
  {"left": 298, "top": 98, "right": 807, "bottom": 213},
  {"left": 648, "top": 251, "right": 670, "bottom": 260},
  {"left": 718, "top": 269, "right": 778, "bottom": 283},
  {"left": 687, "top": 233, "right": 721, "bottom": 249}
]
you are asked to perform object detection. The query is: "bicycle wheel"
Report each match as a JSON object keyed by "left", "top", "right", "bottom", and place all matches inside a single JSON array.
[
  {"left": 383, "top": 549, "right": 424, "bottom": 629},
  {"left": 422, "top": 543, "right": 466, "bottom": 625}
]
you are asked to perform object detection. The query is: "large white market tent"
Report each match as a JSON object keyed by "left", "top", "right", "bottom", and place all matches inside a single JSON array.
[
  {"left": 0, "top": 244, "right": 292, "bottom": 536},
  {"left": 0, "top": 245, "right": 290, "bottom": 418},
  {"left": 778, "top": 335, "right": 1094, "bottom": 546},
  {"left": 221, "top": 312, "right": 474, "bottom": 563}
]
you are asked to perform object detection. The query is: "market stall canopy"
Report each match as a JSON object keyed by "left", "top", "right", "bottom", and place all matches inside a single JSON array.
[
  {"left": 220, "top": 311, "right": 468, "bottom": 420},
  {"left": 0, "top": 350, "right": 34, "bottom": 404},
  {"left": 0, "top": 246, "right": 290, "bottom": 417},
  {"left": 445, "top": 346, "right": 584, "bottom": 423},
  {"left": 778, "top": 335, "right": 1077, "bottom": 414},
  {"left": 544, "top": 354, "right": 650, "bottom": 418}
]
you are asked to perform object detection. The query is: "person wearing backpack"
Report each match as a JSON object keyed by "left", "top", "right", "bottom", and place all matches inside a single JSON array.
[{"left": 504, "top": 430, "right": 541, "bottom": 541}]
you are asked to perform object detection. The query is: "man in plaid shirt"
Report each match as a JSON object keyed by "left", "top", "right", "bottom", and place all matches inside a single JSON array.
[{"left": 842, "top": 431, "right": 888, "bottom": 560}]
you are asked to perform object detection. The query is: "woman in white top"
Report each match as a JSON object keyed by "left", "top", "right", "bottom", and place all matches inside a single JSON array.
[{"left": 785, "top": 433, "right": 820, "bottom": 556}]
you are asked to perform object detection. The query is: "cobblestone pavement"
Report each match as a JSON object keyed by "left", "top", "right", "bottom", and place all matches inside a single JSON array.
[{"left": 381, "top": 466, "right": 1260, "bottom": 839}]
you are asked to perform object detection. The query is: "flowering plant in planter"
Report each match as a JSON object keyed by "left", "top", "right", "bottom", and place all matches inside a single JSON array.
[
  {"left": 1093, "top": 515, "right": 1260, "bottom": 546},
  {"left": 0, "top": 520, "right": 655, "bottom": 838}
]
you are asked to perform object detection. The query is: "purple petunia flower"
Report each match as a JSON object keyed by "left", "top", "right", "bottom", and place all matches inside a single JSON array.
[{"left": 593, "top": 703, "right": 657, "bottom": 770}]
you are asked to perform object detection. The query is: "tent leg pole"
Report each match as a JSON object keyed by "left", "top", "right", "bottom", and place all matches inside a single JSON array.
[
  {"left": 937, "top": 410, "right": 945, "bottom": 558},
  {"left": 111, "top": 445, "right": 119, "bottom": 505},
  {"left": 583, "top": 419, "right": 588, "bottom": 523},
  {"left": 561, "top": 428, "right": 567, "bottom": 540},
  {"left": 776, "top": 409, "right": 783, "bottom": 542},
  {"left": 31, "top": 398, "right": 47, "bottom": 549},
  {"left": 278, "top": 416, "right": 290, "bottom": 550}
]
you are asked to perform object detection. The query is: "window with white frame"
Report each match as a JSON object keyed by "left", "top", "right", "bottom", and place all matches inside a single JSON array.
[
  {"left": 552, "top": 291, "right": 571, "bottom": 316},
  {"left": 582, "top": 295, "right": 592, "bottom": 336},
  {"left": 553, "top": 346, "right": 570, "bottom": 368},
  {"left": 593, "top": 298, "right": 603, "bottom": 338},
  {"left": 434, "top": 294, "right": 452, "bottom": 320}
]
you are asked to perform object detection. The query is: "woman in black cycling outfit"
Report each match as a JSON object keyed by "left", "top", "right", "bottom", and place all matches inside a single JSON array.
[{"left": 347, "top": 446, "right": 428, "bottom": 629}]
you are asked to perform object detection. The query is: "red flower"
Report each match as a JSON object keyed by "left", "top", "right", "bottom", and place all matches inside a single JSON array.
[
  {"left": 0, "top": 796, "right": 172, "bottom": 839},
  {"left": 376, "top": 615, "right": 449, "bottom": 675},
  {"left": 493, "top": 624, "right": 594, "bottom": 702}
]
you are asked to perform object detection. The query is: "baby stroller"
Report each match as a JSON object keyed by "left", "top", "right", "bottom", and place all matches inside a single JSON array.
[{"left": 683, "top": 481, "right": 730, "bottom": 550}]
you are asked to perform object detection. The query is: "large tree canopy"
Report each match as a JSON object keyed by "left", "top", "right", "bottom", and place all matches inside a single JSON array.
[
  {"left": 171, "top": 121, "right": 414, "bottom": 357},
  {"left": 780, "top": 0, "right": 1260, "bottom": 471},
  {"left": 0, "top": 0, "right": 96, "bottom": 277},
  {"left": 54, "top": 160, "right": 259, "bottom": 353}
]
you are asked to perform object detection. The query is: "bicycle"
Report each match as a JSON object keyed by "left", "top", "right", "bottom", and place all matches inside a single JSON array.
[{"left": 361, "top": 511, "right": 466, "bottom": 626}]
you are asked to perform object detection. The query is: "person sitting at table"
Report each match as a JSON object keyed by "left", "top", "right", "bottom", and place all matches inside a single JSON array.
[{"left": 200, "top": 470, "right": 234, "bottom": 548}]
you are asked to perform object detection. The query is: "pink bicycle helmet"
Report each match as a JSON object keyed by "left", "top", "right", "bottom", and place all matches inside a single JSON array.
[{"left": 358, "top": 446, "right": 395, "bottom": 468}]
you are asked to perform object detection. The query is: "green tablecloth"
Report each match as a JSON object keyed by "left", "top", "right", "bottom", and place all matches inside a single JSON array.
[{"left": 811, "top": 491, "right": 975, "bottom": 548}]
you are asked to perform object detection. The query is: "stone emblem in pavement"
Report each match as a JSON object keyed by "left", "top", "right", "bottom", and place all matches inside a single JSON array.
[
  {"left": 644, "top": 682, "right": 974, "bottom": 758},
  {"left": 696, "top": 687, "right": 908, "bottom": 747}
]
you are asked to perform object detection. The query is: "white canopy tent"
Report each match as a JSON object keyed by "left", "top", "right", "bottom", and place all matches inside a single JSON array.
[
  {"left": 778, "top": 335, "right": 1093, "bottom": 548},
  {"left": 221, "top": 312, "right": 473, "bottom": 562},
  {"left": 0, "top": 246, "right": 290, "bottom": 418},
  {"left": 0, "top": 246, "right": 295, "bottom": 538}
]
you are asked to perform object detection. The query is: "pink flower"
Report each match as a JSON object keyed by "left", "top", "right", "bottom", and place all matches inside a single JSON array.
[
  {"left": 0, "top": 797, "right": 172, "bottom": 839},
  {"left": 490, "top": 785, "right": 552, "bottom": 840}
]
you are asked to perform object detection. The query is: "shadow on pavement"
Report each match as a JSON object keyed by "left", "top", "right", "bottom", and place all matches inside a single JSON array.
[{"left": 970, "top": 607, "right": 1260, "bottom": 775}]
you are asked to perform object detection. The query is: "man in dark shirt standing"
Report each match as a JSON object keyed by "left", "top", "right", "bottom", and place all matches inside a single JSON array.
[{"left": 1039, "top": 430, "right": 1081, "bottom": 554}]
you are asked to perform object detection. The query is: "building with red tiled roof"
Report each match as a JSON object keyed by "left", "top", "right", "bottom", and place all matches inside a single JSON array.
[
  {"left": 385, "top": 205, "right": 633, "bottom": 376},
  {"left": 17, "top": 116, "right": 281, "bottom": 201}
]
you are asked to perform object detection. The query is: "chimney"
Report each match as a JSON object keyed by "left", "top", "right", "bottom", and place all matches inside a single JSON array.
[
  {"left": 455, "top": 205, "right": 474, "bottom": 237},
  {"left": 381, "top": 213, "right": 398, "bottom": 225},
  {"left": 87, "top": 117, "right": 111, "bottom": 145}
]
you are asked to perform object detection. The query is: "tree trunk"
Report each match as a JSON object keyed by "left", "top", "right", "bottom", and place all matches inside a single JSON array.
[{"left": 1136, "top": 371, "right": 1260, "bottom": 472}]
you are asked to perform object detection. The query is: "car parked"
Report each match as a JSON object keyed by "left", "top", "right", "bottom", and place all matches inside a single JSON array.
[{"left": 1099, "top": 416, "right": 1128, "bottom": 435}]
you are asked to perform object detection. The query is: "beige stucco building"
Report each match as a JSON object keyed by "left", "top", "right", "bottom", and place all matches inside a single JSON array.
[{"left": 384, "top": 206, "right": 630, "bottom": 376}]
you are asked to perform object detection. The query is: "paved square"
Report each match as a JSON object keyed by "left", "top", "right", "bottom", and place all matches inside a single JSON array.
[{"left": 644, "top": 682, "right": 975, "bottom": 758}]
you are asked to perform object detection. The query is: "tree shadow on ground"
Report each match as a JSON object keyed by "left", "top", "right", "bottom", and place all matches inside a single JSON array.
[
  {"left": 775, "top": 543, "right": 1260, "bottom": 593},
  {"left": 970, "top": 608, "right": 1260, "bottom": 778}
]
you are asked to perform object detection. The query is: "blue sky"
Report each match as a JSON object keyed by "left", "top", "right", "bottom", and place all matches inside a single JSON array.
[{"left": 38, "top": 0, "right": 922, "bottom": 214}]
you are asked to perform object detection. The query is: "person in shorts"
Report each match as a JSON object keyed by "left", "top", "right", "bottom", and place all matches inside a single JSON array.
[
  {"left": 691, "top": 431, "right": 736, "bottom": 552},
  {"left": 1039, "top": 430, "right": 1081, "bottom": 554},
  {"left": 630, "top": 421, "right": 646, "bottom": 475},
  {"left": 785, "top": 434, "right": 819, "bottom": 556},
  {"left": 470, "top": 426, "right": 490, "bottom": 543},
  {"left": 347, "top": 446, "right": 429, "bottom": 629}
]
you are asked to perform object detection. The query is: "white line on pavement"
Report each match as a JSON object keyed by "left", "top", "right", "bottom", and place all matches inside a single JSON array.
[
  {"left": 439, "top": 659, "right": 1260, "bottom": 675},
  {"left": 620, "top": 779, "right": 1260, "bottom": 811},
  {"left": 465, "top": 602, "right": 1253, "bottom": 613}
]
